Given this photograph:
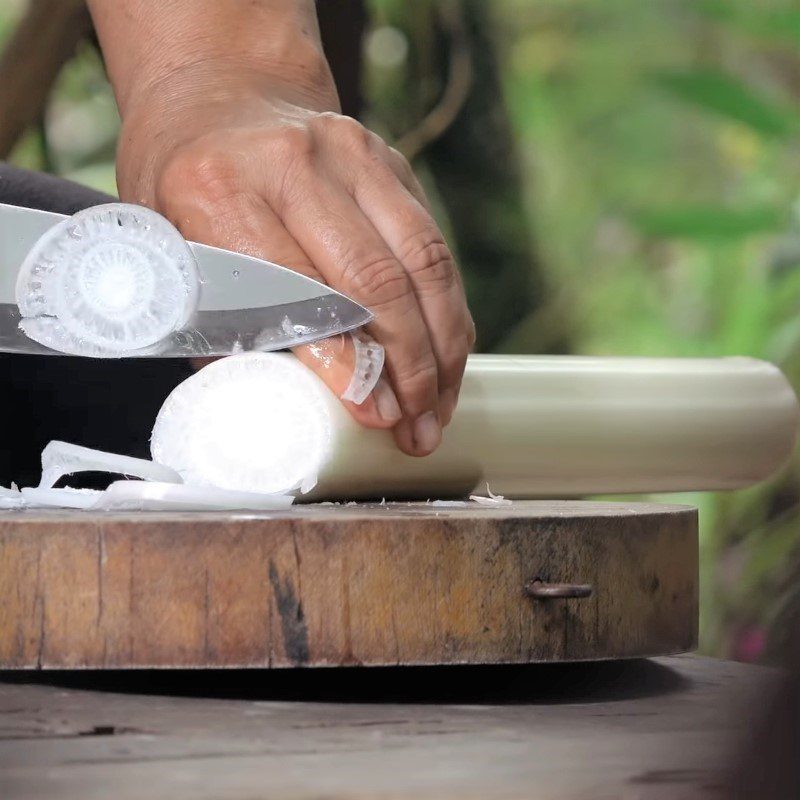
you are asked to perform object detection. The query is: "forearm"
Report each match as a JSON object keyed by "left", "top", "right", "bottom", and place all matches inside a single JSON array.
[{"left": 86, "top": 0, "right": 334, "bottom": 115}]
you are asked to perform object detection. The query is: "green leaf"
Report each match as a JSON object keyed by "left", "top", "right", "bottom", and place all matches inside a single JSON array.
[
  {"left": 631, "top": 205, "right": 786, "bottom": 239},
  {"left": 695, "top": 0, "right": 800, "bottom": 45},
  {"left": 654, "top": 68, "right": 798, "bottom": 138}
]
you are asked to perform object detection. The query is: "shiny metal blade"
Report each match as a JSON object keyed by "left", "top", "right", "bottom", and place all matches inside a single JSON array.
[
  {"left": 0, "top": 203, "right": 66, "bottom": 304},
  {"left": 192, "top": 242, "right": 345, "bottom": 311},
  {"left": 0, "top": 304, "right": 58, "bottom": 355},
  {"left": 0, "top": 202, "right": 373, "bottom": 356},
  {"left": 0, "top": 294, "right": 372, "bottom": 357}
]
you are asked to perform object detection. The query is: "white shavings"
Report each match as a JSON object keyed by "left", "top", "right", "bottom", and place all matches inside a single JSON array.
[
  {"left": 299, "top": 473, "right": 318, "bottom": 495},
  {"left": 39, "top": 440, "right": 182, "bottom": 489},
  {"left": 21, "top": 487, "right": 102, "bottom": 509},
  {"left": 469, "top": 483, "right": 513, "bottom": 506},
  {"left": 0, "top": 485, "right": 25, "bottom": 510},
  {"left": 431, "top": 500, "right": 468, "bottom": 508},
  {"left": 341, "top": 333, "right": 384, "bottom": 405},
  {"left": 92, "top": 481, "right": 294, "bottom": 512}
]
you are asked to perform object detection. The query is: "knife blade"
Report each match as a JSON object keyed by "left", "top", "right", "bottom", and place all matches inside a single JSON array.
[{"left": 0, "top": 202, "right": 372, "bottom": 357}]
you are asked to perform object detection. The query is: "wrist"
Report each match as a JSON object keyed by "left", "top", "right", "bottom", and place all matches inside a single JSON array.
[
  {"left": 89, "top": 0, "right": 336, "bottom": 116},
  {"left": 120, "top": 43, "right": 337, "bottom": 121},
  {"left": 115, "top": 57, "right": 339, "bottom": 204}
]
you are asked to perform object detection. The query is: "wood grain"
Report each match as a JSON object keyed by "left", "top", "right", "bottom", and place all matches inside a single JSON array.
[
  {"left": 0, "top": 501, "right": 698, "bottom": 668},
  {"left": 0, "top": 656, "right": 775, "bottom": 800}
]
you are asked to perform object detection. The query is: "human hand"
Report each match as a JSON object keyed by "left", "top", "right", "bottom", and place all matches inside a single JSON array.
[{"left": 117, "top": 65, "right": 474, "bottom": 457}]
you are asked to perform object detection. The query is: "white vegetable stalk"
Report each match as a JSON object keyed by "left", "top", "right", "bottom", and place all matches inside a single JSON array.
[
  {"left": 16, "top": 204, "right": 199, "bottom": 357},
  {"left": 152, "top": 353, "right": 332, "bottom": 494},
  {"left": 151, "top": 352, "right": 800, "bottom": 500},
  {"left": 39, "top": 440, "right": 182, "bottom": 489}
]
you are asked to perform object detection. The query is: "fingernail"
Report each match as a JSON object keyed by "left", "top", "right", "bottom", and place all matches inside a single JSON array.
[
  {"left": 439, "top": 387, "right": 457, "bottom": 427},
  {"left": 373, "top": 377, "right": 402, "bottom": 422},
  {"left": 413, "top": 411, "right": 442, "bottom": 454}
]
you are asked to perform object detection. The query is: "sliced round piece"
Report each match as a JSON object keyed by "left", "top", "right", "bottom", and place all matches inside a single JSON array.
[
  {"left": 16, "top": 203, "right": 199, "bottom": 356},
  {"left": 151, "top": 352, "right": 332, "bottom": 494},
  {"left": 93, "top": 481, "right": 295, "bottom": 512},
  {"left": 341, "top": 332, "right": 384, "bottom": 405},
  {"left": 39, "top": 440, "right": 182, "bottom": 489}
]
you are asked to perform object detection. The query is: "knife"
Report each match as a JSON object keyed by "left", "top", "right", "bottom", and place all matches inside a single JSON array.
[{"left": 0, "top": 201, "right": 372, "bottom": 357}]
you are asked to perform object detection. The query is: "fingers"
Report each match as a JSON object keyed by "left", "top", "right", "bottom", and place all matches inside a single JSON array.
[
  {"left": 292, "top": 334, "right": 401, "bottom": 427},
  {"left": 348, "top": 156, "right": 472, "bottom": 427},
  {"left": 274, "top": 170, "right": 443, "bottom": 456},
  {"left": 154, "top": 123, "right": 472, "bottom": 457},
  {"left": 157, "top": 183, "right": 399, "bottom": 429}
]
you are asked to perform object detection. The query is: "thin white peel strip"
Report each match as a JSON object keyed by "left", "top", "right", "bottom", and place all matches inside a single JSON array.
[
  {"left": 92, "top": 481, "right": 295, "bottom": 512},
  {"left": 39, "top": 440, "right": 182, "bottom": 489},
  {"left": 21, "top": 487, "right": 102, "bottom": 509},
  {"left": 341, "top": 333, "right": 385, "bottom": 405},
  {"left": 430, "top": 500, "right": 468, "bottom": 508},
  {"left": 470, "top": 483, "right": 513, "bottom": 506},
  {"left": 299, "top": 473, "right": 318, "bottom": 495}
]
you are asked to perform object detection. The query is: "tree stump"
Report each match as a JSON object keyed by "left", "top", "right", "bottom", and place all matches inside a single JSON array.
[{"left": 0, "top": 501, "right": 697, "bottom": 668}]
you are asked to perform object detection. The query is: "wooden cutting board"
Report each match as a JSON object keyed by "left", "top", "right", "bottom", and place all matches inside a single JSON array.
[{"left": 0, "top": 501, "right": 697, "bottom": 668}]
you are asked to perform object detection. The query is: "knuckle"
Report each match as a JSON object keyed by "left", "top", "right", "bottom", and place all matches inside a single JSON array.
[
  {"left": 343, "top": 252, "right": 411, "bottom": 306},
  {"left": 441, "top": 348, "right": 468, "bottom": 386},
  {"left": 432, "top": 352, "right": 466, "bottom": 400},
  {"left": 393, "top": 356, "right": 439, "bottom": 398},
  {"left": 273, "top": 125, "right": 316, "bottom": 164},
  {"left": 388, "top": 146, "right": 413, "bottom": 177},
  {"left": 466, "top": 316, "right": 477, "bottom": 349},
  {"left": 400, "top": 232, "right": 457, "bottom": 292},
  {"left": 323, "top": 114, "right": 372, "bottom": 153},
  {"left": 157, "top": 147, "right": 239, "bottom": 208}
]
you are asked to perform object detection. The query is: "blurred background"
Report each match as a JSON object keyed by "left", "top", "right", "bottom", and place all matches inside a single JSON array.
[{"left": 0, "top": 0, "right": 798, "bottom": 662}]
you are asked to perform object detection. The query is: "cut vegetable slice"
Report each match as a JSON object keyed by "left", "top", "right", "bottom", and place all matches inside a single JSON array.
[
  {"left": 21, "top": 487, "right": 101, "bottom": 509},
  {"left": 92, "top": 481, "right": 295, "bottom": 511},
  {"left": 341, "top": 333, "right": 384, "bottom": 405},
  {"left": 16, "top": 203, "right": 199, "bottom": 356},
  {"left": 39, "top": 440, "right": 182, "bottom": 489},
  {"left": 151, "top": 353, "right": 333, "bottom": 494}
]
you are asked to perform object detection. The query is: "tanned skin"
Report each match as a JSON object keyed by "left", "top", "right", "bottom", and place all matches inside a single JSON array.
[{"left": 86, "top": 0, "right": 474, "bottom": 456}]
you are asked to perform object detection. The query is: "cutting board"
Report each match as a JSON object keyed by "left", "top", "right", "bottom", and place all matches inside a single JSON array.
[{"left": 0, "top": 501, "right": 697, "bottom": 668}]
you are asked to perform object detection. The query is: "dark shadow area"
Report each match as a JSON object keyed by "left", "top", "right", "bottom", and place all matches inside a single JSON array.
[{"left": 0, "top": 658, "right": 688, "bottom": 706}]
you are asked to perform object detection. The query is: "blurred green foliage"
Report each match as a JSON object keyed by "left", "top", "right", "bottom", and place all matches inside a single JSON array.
[
  {"left": 364, "top": 0, "right": 800, "bottom": 660},
  {"left": 3, "top": 0, "right": 800, "bottom": 659},
  {"left": 483, "top": 0, "right": 800, "bottom": 660}
]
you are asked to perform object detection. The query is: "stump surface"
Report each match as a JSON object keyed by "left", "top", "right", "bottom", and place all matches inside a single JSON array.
[{"left": 0, "top": 501, "right": 698, "bottom": 668}]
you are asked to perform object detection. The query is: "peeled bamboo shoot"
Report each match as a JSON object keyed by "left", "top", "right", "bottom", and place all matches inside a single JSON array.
[{"left": 151, "top": 353, "right": 800, "bottom": 499}]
